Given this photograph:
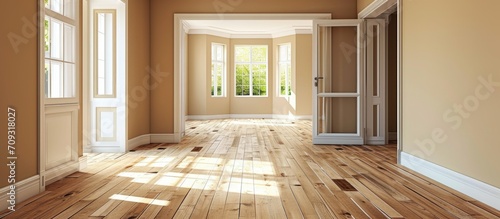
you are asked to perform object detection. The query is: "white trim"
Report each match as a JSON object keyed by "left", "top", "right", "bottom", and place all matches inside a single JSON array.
[
  {"left": 0, "top": 176, "right": 40, "bottom": 212},
  {"left": 186, "top": 114, "right": 312, "bottom": 121},
  {"left": 44, "top": 161, "right": 80, "bottom": 185},
  {"left": 401, "top": 152, "right": 500, "bottom": 211},
  {"left": 89, "top": 146, "right": 123, "bottom": 153},
  {"left": 358, "top": 0, "right": 397, "bottom": 19},
  {"left": 127, "top": 134, "right": 151, "bottom": 150},
  {"left": 389, "top": 132, "right": 397, "bottom": 141},
  {"left": 151, "top": 134, "right": 178, "bottom": 143},
  {"left": 272, "top": 115, "right": 312, "bottom": 120},
  {"left": 187, "top": 114, "right": 231, "bottom": 120},
  {"left": 188, "top": 28, "right": 313, "bottom": 39},
  {"left": 79, "top": 155, "right": 88, "bottom": 171},
  {"left": 396, "top": 0, "right": 403, "bottom": 162}
]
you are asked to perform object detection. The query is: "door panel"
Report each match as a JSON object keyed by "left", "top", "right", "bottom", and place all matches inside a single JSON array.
[
  {"left": 366, "top": 19, "right": 387, "bottom": 145},
  {"left": 313, "top": 20, "right": 364, "bottom": 145},
  {"left": 88, "top": 1, "right": 126, "bottom": 152}
]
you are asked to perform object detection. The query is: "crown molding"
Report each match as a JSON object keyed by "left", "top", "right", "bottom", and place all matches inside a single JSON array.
[{"left": 188, "top": 27, "right": 312, "bottom": 39}]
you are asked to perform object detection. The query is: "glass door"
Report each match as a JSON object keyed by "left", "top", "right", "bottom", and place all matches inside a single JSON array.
[{"left": 312, "top": 20, "right": 365, "bottom": 145}]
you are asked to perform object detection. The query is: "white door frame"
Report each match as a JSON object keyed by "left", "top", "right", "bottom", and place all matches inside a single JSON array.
[
  {"left": 358, "top": 0, "right": 401, "bottom": 160},
  {"left": 173, "top": 13, "right": 332, "bottom": 142},
  {"left": 312, "top": 19, "right": 365, "bottom": 145}
]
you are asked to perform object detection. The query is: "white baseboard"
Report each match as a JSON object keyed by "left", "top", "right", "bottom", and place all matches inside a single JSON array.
[
  {"left": 186, "top": 114, "right": 231, "bottom": 120},
  {"left": 151, "top": 134, "right": 177, "bottom": 143},
  {"left": 44, "top": 161, "right": 80, "bottom": 185},
  {"left": 272, "top": 114, "right": 312, "bottom": 120},
  {"left": 90, "top": 146, "right": 124, "bottom": 153},
  {"left": 79, "top": 155, "right": 88, "bottom": 171},
  {"left": 127, "top": 134, "right": 151, "bottom": 151},
  {"left": 389, "top": 132, "right": 397, "bottom": 141},
  {"left": 0, "top": 175, "right": 40, "bottom": 211},
  {"left": 186, "top": 114, "right": 312, "bottom": 120},
  {"left": 401, "top": 152, "right": 500, "bottom": 210}
]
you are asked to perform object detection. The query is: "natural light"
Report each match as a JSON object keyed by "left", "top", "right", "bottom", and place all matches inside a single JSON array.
[{"left": 109, "top": 194, "right": 170, "bottom": 206}]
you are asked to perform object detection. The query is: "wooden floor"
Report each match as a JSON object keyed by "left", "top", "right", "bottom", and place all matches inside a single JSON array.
[{"left": 2, "top": 119, "right": 499, "bottom": 218}]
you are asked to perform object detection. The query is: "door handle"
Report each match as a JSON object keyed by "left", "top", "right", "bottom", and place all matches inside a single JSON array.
[{"left": 314, "top": 77, "right": 324, "bottom": 87}]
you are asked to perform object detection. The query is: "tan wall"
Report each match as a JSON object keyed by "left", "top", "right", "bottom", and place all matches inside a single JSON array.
[
  {"left": 0, "top": 1, "right": 41, "bottom": 188},
  {"left": 402, "top": 0, "right": 500, "bottom": 188},
  {"left": 188, "top": 34, "right": 208, "bottom": 115},
  {"left": 230, "top": 38, "right": 274, "bottom": 114},
  {"left": 295, "top": 34, "right": 313, "bottom": 116},
  {"left": 188, "top": 35, "right": 313, "bottom": 117},
  {"left": 387, "top": 12, "right": 397, "bottom": 133},
  {"left": 357, "top": 0, "right": 375, "bottom": 13},
  {"left": 127, "top": 0, "right": 151, "bottom": 139},
  {"left": 150, "top": 0, "right": 357, "bottom": 133}
]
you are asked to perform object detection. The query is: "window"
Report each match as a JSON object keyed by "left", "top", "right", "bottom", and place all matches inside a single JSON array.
[
  {"left": 235, "top": 45, "right": 268, "bottom": 96},
  {"left": 44, "top": 0, "right": 77, "bottom": 102},
  {"left": 211, "top": 43, "right": 226, "bottom": 97},
  {"left": 278, "top": 44, "right": 292, "bottom": 96},
  {"left": 94, "top": 10, "right": 116, "bottom": 97}
]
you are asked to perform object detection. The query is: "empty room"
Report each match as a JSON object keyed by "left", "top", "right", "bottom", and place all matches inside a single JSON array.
[{"left": 0, "top": 0, "right": 499, "bottom": 218}]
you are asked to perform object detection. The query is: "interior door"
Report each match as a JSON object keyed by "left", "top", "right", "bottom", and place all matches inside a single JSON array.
[
  {"left": 366, "top": 19, "right": 387, "bottom": 145},
  {"left": 312, "top": 19, "right": 365, "bottom": 145},
  {"left": 89, "top": 3, "right": 126, "bottom": 152}
]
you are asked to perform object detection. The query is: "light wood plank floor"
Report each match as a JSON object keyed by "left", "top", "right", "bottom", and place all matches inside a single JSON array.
[{"left": 2, "top": 119, "right": 499, "bottom": 218}]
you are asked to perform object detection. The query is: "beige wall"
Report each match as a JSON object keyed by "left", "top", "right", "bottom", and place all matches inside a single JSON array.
[
  {"left": 150, "top": 0, "right": 357, "bottom": 133},
  {"left": 229, "top": 38, "right": 274, "bottom": 114},
  {"left": 188, "top": 35, "right": 314, "bottom": 117},
  {"left": 127, "top": 0, "right": 151, "bottom": 139},
  {"left": 188, "top": 34, "right": 208, "bottom": 115},
  {"left": 357, "top": 0, "right": 375, "bottom": 13},
  {"left": 295, "top": 35, "right": 313, "bottom": 116},
  {"left": 0, "top": 1, "right": 39, "bottom": 188},
  {"left": 402, "top": 0, "right": 500, "bottom": 188}
]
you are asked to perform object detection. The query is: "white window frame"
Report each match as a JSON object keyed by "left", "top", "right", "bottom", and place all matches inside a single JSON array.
[
  {"left": 211, "top": 43, "right": 226, "bottom": 97},
  {"left": 43, "top": 0, "right": 79, "bottom": 105},
  {"left": 278, "top": 43, "right": 292, "bottom": 97},
  {"left": 234, "top": 45, "right": 268, "bottom": 97}
]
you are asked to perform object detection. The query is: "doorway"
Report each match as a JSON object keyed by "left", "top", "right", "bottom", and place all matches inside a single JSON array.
[{"left": 173, "top": 13, "right": 332, "bottom": 142}]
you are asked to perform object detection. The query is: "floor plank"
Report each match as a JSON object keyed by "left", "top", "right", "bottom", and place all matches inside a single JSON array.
[{"left": 1, "top": 119, "right": 498, "bottom": 219}]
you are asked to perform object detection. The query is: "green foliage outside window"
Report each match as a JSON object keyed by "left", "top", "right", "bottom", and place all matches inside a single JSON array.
[{"left": 235, "top": 46, "right": 267, "bottom": 96}]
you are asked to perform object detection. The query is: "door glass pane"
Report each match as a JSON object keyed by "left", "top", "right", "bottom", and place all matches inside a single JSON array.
[
  {"left": 51, "top": 0, "right": 63, "bottom": 14},
  {"left": 64, "top": 24, "right": 74, "bottom": 62},
  {"left": 317, "top": 97, "right": 357, "bottom": 134},
  {"left": 64, "top": 63, "right": 75, "bottom": 97},
  {"left": 372, "top": 25, "right": 379, "bottom": 96},
  {"left": 95, "top": 11, "right": 115, "bottom": 97},
  {"left": 44, "top": 17, "right": 51, "bottom": 58},
  {"left": 51, "top": 19, "right": 62, "bottom": 60},
  {"left": 49, "top": 61, "right": 63, "bottom": 98},
  {"left": 63, "top": 0, "right": 75, "bottom": 19},
  {"left": 373, "top": 105, "right": 379, "bottom": 137},
  {"left": 318, "top": 26, "right": 358, "bottom": 93}
]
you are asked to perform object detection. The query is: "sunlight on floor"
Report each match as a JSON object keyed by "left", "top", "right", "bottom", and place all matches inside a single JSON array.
[{"left": 109, "top": 194, "right": 170, "bottom": 206}]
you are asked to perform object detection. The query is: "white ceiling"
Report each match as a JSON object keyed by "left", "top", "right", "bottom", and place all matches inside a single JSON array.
[{"left": 184, "top": 20, "right": 314, "bottom": 38}]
